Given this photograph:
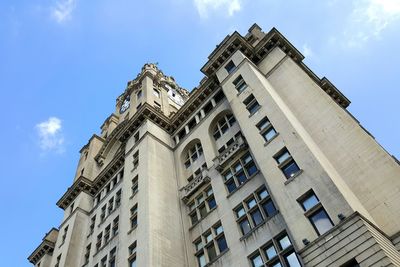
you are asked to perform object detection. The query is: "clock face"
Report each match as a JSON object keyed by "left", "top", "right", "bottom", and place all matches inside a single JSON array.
[{"left": 119, "top": 96, "right": 130, "bottom": 114}]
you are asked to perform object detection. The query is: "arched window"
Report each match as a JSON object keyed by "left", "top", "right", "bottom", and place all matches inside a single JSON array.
[
  {"left": 184, "top": 142, "right": 203, "bottom": 168},
  {"left": 213, "top": 114, "right": 236, "bottom": 140}
]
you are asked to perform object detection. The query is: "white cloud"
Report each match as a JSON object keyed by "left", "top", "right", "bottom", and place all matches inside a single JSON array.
[
  {"left": 36, "top": 117, "right": 65, "bottom": 153},
  {"left": 344, "top": 0, "right": 400, "bottom": 47},
  {"left": 302, "top": 44, "right": 314, "bottom": 58},
  {"left": 194, "top": 0, "right": 242, "bottom": 18},
  {"left": 51, "top": 0, "right": 76, "bottom": 23}
]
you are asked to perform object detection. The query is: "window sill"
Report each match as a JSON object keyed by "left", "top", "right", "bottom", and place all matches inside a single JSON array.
[
  {"left": 206, "top": 248, "right": 230, "bottom": 266},
  {"left": 248, "top": 106, "right": 261, "bottom": 118},
  {"left": 263, "top": 133, "right": 279, "bottom": 147},
  {"left": 127, "top": 225, "right": 138, "bottom": 235},
  {"left": 236, "top": 86, "right": 248, "bottom": 97},
  {"left": 284, "top": 170, "right": 304, "bottom": 185},
  {"left": 239, "top": 211, "right": 280, "bottom": 241},
  {"left": 189, "top": 206, "right": 218, "bottom": 231},
  {"left": 226, "top": 170, "right": 259, "bottom": 199}
]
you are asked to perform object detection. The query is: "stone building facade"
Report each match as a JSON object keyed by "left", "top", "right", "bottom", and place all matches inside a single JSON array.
[{"left": 28, "top": 24, "right": 400, "bottom": 267}]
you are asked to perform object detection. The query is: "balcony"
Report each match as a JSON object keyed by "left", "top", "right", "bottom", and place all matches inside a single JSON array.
[
  {"left": 213, "top": 135, "right": 247, "bottom": 172},
  {"left": 181, "top": 169, "right": 210, "bottom": 203}
]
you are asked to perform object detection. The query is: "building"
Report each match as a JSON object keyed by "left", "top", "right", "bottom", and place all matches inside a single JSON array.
[{"left": 28, "top": 24, "right": 400, "bottom": 267}]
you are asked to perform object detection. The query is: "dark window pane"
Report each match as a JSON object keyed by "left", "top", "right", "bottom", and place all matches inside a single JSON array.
[
  {"left": 226, "top": 179, "right": 237, "bottom": 193},
  {"left": 282, "top": 160, "right": 300, "bottom": 178},
  {"left": 207, "top": 197, "right": 216, "bottom": 210},
  {"left": 246, "top": 163, "right": 258, "bottom": 176},
  {"left": 225, "top": 61, "right": 236, "bottom": 74},
  {"left": 236, "top": 171, "right": 247, "bottom": 184},
  {"left": 248, "top": 102, "right": 260, "bottom": 114},
  {"left": 264, "top": 128, "right": 277, "bottom": 141},
  {"left": 217, "top": 236, "right": 228, "bottom": 252},
  {"left": 262, "top": 200, "right": 277, "bottom": 217},
  {"left": 240, "top": 218, "right": 251, "bottom": 235},
  {"left": 190, "top": 212, "right": 198, "bottom": 224},
  {"left": 199, "top": 205, "right": 207, "bottom": 218},
  {"left": 251, "top": 208, "right": 264, "bottom": 226},
  {"left": 310, "top": 209, "right": 333, "bottom": 235},
  {"left": 207, "top": 244, "right": 217, "bottom": 261}
]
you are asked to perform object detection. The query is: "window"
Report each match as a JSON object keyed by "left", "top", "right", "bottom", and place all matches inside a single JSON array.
[
  {"left": 136, "top": 103, "right": 142, "bottom": 110},
  {"left": 108, "top": 197, "right": 114, "bottom": 214},
  {"left": 84, "top": 243, "right": 91, "bottom": 264},
  {"left": 188, "top": 186, "right": 217, "bottom": 225},
  {"left": 112, "top": 216, "right": 119, "bottom": 236},
  {"left": 184, "top": 142, "right": 203, "bottom": 168},
  {"left": 154, "top": 101, "right": 161, "bottom": 109},
  {"left": 61, "top": 225, "right": 68, "bottom": 244},
  {"left": 96, "top": 233, "right": 102, "bottom": 252},
  {"left": 153, "top": 88, "right": 160, "bottom": 98},
  {"left": 104, "top": 224, "right": 111, "bottom": 243},
  {"left": 130, "top": 204, "right": 138, "bottom": 229},
  {"left": 222, "top": 152, "right": 258, "bottom": 194},
  {"left": 257, "top": 117, "right": 277, "bottom": 143},
  {"left": 136, "top": 90, "right": 142, "bottom": 99},
  {"left": 89, "top": 216, "right": 96, "bottom": 235},
  {"left": 213, "top": 114, "right": 236, "bottom": 140},
  {"left": 100, "top": 256, "right": 107, "bottom": 267},
  {"left": 132, "top": 175, "right": 138, "bottom": 195},
  {"left": 233, "top": 75, "right": 248, "bottom": 93},
  {"left": 55, "top": 254, "right": 61, "bottom": 267},
  {"left": 133, "top": 151, "right": 139, "bottom": 169},
  {"left": 234, "top": 186, "right": 277, "bottom": 236},
  {"left": 274, "top": 148, "right": 301, "bottom": 179},
  {"left": 248, "top": 232, "right": 302, "bottom": 267},
  {"left": 128, "top": 241, "right": 137, "bottom": 267},
  {"left": 69, "top": 202, "right": 74, "bottom": 214},
  {"left": 225, "top": 60, "right": 236, "bottom": 74},
  {"left": 298, "top": 191, "right": 333, "bottom": 236},
  {"left": 194, "top": 222, "right": 228, "bottom": 266},
  {"left": 115, "top": 190, "right": 121, "bottom": 207},
  {"left": 243, "top": 94, "right": 260, "bottom": 115},
  {"left": 109, "top": 247, "right": 116, "bottom": 267},
  {"left": 100, "top": 205, "right": 106, "bottom": 222},
  {"left": 341, "top": 259, "right": 360, "bottom": 267}
]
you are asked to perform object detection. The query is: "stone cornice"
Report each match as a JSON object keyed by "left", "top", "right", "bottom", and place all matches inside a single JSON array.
[
  {"left": 28, "top": 228, "right": 59, "bottom": 264},
  {"left": 56, "top": 176, "right": 93, "bottom": 209},
  {"left": 200, "top": 27, "right": 350, "bottom": 109},
  {"left": 79, "top": 134, "right": 104, "bottom": 153},
  {"left": 57, "top": 151, "right": 125, "bottom": 210}
]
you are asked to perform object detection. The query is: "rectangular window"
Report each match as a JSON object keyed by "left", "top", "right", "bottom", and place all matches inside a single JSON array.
[
  {"left": 100, "top": 205, "right": 106, "bottom": 222},
  {"left": 193, "top": 221, "right": 228, "bottom": 266},
  {"left": 298, "top": 190, "right": 333, "bottom": 236},
  {"left": 154, "top": 101, "right": 161, "bottom": 109},
  {"left": 84, "top": 243, "right": 91, "bottom": 264},
  {"left": 129, "top": 241, "right": 137, "bottom": 267},
  {"left": 89, "top": 216, "right": 96, "bottom": 235},
  {"left": 133, "top": 151, "right": 139, "bottom": 169},
  {"left": 130, "top": 204, "right": 138, "bottom": 229},
  {"left": 136, "top": 90, "right": 142, "bottom": 99},
  {"left": 96, "top": 233, "right": 102, "bottom": 252},
  {"left": 222, "top": 152, "right": 258, "bottom": 194},
  {"left": 274, "top": 148, "right": 301, "bottom": 179},
  {"left": 55, "top": 254, "right": 61, "bottom": 267},
  {"left": 188, "top": 186, "right": 217, "bottom": 226},
  {"left": 115, "top": 189, "right": 121, "bottom": 207},
  {"left": 109, "top": 247, "right": 116, "bottom": 267},
  {"left": 108, "top": 197, "right": 114, "bottom": 213},
  {"left": 61, "top": 225, "right": 68, "bottom": 243},
  {"left": 233, "top": 75, "right": 248, "bottom": 93},
  {"left": 100, "top": 256, "right": 107, "bottom": 267},
  {"left": 243, "top": 94, "right": 260, "bottom": 115},
  {"left": 234, "top": 186, "right": 277, "bottom": 236},
  {"left": 257, "top": 117, "right": 277, "bottom": 143},
  {"left": 132, "top": 175, "right": 138, "bottom": 195},
  {"left": 112, "top": 216, "right": 119, "bottom": 236},
  {"left": 225, "top": 60, "right": 236, "bottom": 74},
  {"left": 153, "top": 88, "right": 160, "bottom": 98},
  {"left": 248, "top": 232, "right": 302, "bottom": 267},
  {"left": 104, "top": 224, "right": 111, "bottom": 243}
]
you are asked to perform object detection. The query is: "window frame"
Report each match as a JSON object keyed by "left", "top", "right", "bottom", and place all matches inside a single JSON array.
[
  {"left": 274, "top": 148, "right": 301, "bottom": 179},
  {"left": 243, "top": 94, "right": 260, "bottom": 115},
  {"left": 233, "top": 75, "right": 248, "bottom": 93},
  {"left": 188, "top": 186, "right": 217, "bottom": 226}
]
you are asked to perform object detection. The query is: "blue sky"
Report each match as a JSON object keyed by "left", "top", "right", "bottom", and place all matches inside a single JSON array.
[{"left": 0, "top": 0, "right": 399, "bottom": 266}]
